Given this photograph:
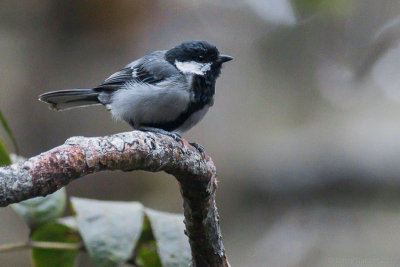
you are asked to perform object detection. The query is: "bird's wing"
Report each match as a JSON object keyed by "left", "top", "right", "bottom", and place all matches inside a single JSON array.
[{"left": 94, "top": 51, "right": 181, "bottom": 92}]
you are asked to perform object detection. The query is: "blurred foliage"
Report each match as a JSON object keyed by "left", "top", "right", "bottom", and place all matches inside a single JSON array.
[
  {"left": 31, "top": 223, "right": 80, "bottom": 267},
  {"left": 136, "top": 218, "right": 162, "bottom": 267},
  {"left": 145, "top": 208, "right": 191, "bottom": 267},
  {"left": 0, "top": 110, "right": 13, "bottom": 166},
  {"left": 71, "top": 198, "right": 145, "bottom": 267},
  {"left": 293, "top": 0, "right": 357, "bottom": 17},
  {"left": 0, "top": 110, "right": 18, "bottom": 154},
  {"left": 9, "top": 192, "right": 191, "bottom": 266},
  {"left": 0, "top": 138, "right": 11, "bottom": 166},
  {"left": 12, "top": 188, "right": 67, "bottom": 231}
]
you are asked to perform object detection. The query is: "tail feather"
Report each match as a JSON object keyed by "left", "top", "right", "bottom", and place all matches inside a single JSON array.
[{"left": 39, "top": 89, "right": 101, "bottom": 111}]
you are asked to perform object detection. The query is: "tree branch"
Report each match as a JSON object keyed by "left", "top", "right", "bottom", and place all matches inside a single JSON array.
[{"left": 0, "top": 130, "right": 229, "bottom": 267}]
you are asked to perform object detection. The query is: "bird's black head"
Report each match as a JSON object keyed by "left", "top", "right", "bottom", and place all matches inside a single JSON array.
[{"left": 165, "top": 41, "right": 233, "bottom": 78}]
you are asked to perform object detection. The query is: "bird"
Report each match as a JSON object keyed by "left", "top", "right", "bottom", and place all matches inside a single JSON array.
[{"left": 39, "top": 40, "right": 233, "bottom": 150}]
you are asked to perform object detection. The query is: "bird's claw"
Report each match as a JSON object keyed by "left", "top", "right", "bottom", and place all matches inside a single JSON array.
[
  {"left": 138, "top": 127, "right": 184, "bottom": 146},
  {"left": 170, "top": 132, "right": 184, "bottom": 146},
  {"left": 190, "top": 142, "right": 206, "bottom": 157}
]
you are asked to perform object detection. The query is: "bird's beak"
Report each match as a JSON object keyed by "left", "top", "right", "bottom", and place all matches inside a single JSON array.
[{"left": 217, "top": 54, "right": 233, "bottom": 63}]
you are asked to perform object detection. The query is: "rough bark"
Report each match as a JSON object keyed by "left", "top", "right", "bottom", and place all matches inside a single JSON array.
[{"left": 0, "top": 130, "right": 229, "bottom": 267}]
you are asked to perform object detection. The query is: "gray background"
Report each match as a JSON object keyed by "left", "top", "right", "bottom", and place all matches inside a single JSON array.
[{"left": 2, "top": 0, "right": 400, "bottom": 266}]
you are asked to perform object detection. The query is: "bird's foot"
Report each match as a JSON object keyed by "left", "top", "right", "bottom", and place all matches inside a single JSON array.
[
  {"left": 169, "top": 132, "right": 183, "bottom": 146},
  {"left": 139, "top": 127, "right": 184, "bottom": 146},
  {"left": 190, "top": 142, "right": 206, "bottom": 157}
]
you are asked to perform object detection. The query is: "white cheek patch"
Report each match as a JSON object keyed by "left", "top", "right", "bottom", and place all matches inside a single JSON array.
[{"left": 175, "top": 60, "right": 211, "bottom": 75}]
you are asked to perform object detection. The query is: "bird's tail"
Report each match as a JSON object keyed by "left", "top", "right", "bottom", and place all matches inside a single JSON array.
[{"left": 38, "top": 89, "right": 101, "bottom": 111}]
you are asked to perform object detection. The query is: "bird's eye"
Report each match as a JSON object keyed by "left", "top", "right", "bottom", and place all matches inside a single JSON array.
[{"left": 198, "top": 55, "right": 204, "bottom": 60}]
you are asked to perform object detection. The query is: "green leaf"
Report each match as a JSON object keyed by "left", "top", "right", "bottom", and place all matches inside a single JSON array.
[
  {"left": 11, "top": 188, "right": 67, "bottom": 230},
  {"left": 136, "top": 217, "right": 162, "bottom": 267},
  {"left": 31, "top": 223, "right": 80, "bottom": 267},
  {"left": 0, "top": 110, "right": 19, "bottom": 154},
  {"left": 0, "top": 138, "right": 11, "bottom": 166},
  {"left": 145, "top": 208, "right": 191, "bottom": 267},
  {"left": 71, "top": 198, "right": 144, "bottom": 267},
  {"left": 137, "top": 241, "right": 162, "bottom": 267}
]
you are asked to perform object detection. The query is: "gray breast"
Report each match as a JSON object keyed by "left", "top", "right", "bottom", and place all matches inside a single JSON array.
[{"left": 109, "top": 80, "right": 190, "bottom": 127}]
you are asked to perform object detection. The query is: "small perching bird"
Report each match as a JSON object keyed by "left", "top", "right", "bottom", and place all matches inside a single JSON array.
[{"left": 39, "top": 41, "right": 233, "bottom": 146}]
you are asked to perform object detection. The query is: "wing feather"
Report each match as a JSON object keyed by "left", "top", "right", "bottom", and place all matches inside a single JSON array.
[{"left": 94, "top": 51, "right": 181, "bottom": 92}]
